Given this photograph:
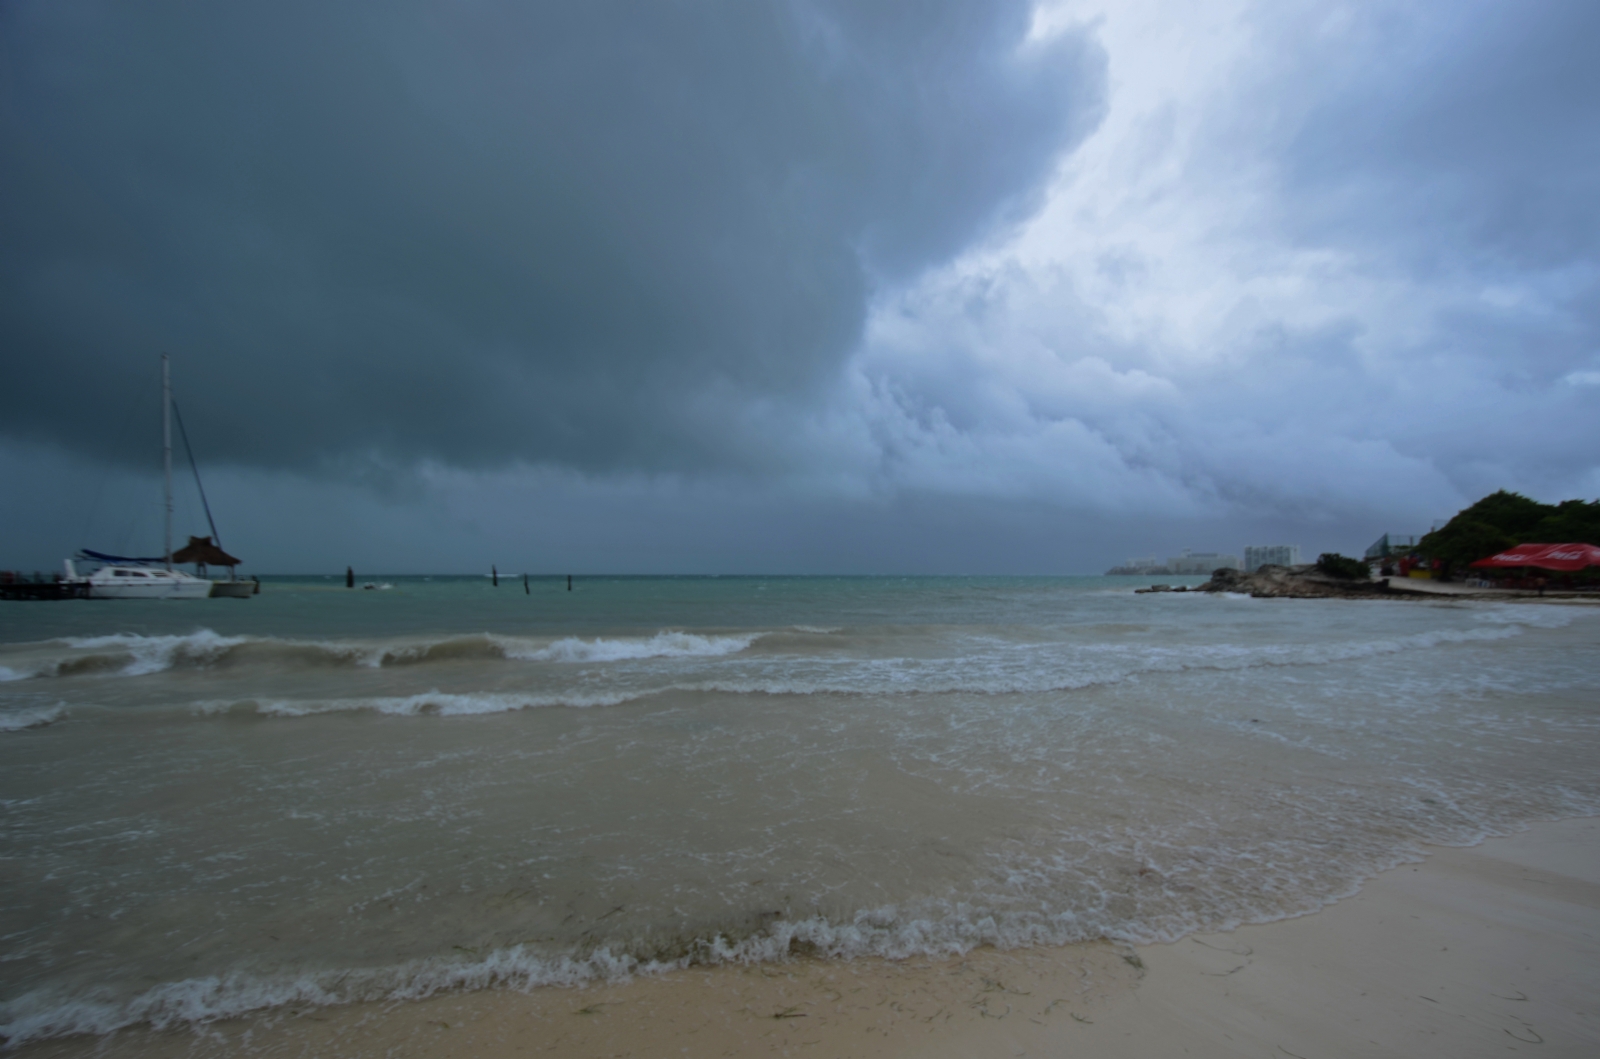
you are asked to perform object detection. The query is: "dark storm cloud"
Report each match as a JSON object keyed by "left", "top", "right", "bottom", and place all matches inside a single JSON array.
[{"left": 0, "top": 0, "right": 1105, "bottom": 476}]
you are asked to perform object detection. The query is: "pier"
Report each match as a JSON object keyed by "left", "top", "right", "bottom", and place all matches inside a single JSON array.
[{"left": 0, "top": 574, "right": 91, "bottom": 601}]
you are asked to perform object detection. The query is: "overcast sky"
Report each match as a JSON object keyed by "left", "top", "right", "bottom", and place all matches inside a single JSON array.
[{"left": 3, "top": 0, "right": 1596, "bottom": 573}]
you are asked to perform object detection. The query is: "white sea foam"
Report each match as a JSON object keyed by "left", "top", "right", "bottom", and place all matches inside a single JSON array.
[
  {"left": 195, "top": 688, "right": 663, "bottom": 719},
  {"left": 17, "top": 607, "right": 1572, "bottom": 688},
  {"left": 676, "top": 622, "right": 1546, "bottom": 699},
  {"left": 0, "top": 905, "right": 1115, "bottom": 1043},
  {"left": 0, "top": 874, "right": 1397, "bottom": 1046},
  {"left": 157, "top": 616, "right": 1576, "bottom": 724},
  {"left": 9, "top": 629, "right": 765, "bottom": 681},
  {"left": 1475, "top": 603, "right": 1578, "bottom": 629},
  {"left": 0, "top": 942, "right": 682, "bottom": 1045},
  {"left": 508, "top": 631, "right": 763, "bottom": 663},
  {"left": 60, "top": 630, "right": 248, "bottom": 676},
  {"left": 0, "top": 704, "right": 65, "bottom": 732}
]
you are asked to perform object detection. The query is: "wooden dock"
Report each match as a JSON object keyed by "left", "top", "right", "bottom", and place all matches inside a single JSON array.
[{"left": 0, "top": 577, "right": 91, "bottom": 601}]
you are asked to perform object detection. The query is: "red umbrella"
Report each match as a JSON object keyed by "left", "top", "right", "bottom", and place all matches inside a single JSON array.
[{"left": 1469, "top": 543, "right": 1600, "bottom": 571}]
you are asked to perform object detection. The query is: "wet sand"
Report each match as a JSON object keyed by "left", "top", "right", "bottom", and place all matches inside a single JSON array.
[{"left": 19, "top": 817, "right": 1599, "bottom": 1058}]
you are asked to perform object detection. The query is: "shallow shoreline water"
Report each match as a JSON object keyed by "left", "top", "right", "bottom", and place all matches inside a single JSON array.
[
  {"left": 15, "top": 817, "right": 1598, "bottom": 1058},
  {"left": 3, "top": 576, "right": 1597, "bottom": 1045}
]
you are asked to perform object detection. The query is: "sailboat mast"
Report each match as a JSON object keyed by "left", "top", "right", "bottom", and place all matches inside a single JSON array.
[{"left": 162, "top": 354, "right": 173, "bottom": 571}]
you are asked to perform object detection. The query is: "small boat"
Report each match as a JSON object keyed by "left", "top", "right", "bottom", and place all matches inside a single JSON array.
[{"left": 209, "top": 578, "right": 258, "bottom": 599}]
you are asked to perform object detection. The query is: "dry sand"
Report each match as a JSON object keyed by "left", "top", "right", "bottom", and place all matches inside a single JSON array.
[{"left": 20, "top": 817, "right": 1599, "bottom": 1059}]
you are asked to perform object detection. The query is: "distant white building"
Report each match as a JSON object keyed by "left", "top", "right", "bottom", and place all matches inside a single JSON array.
[
  {"left": 1167, "top": 549, "right": 1242, "bottom": 574},
  {"left": 1244, "top": 545, "right": 1301, "bottom": 572},
  {"left": 1124, "top": 556, "right": 1162, "bottom": 570}
]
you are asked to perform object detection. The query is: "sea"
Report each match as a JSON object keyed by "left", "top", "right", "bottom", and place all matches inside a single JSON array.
[{"left": 2, "top": 575, "right": 1597, "bottom": 1045}]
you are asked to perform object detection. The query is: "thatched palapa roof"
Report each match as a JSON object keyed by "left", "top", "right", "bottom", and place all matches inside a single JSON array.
[{"left": 171, "top": 536, "right": 241, "bottom": 567}]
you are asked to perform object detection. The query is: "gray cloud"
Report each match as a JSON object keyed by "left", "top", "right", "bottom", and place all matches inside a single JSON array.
[
  {"left": 1249, "top": 0, "right": 1600, "bottom": 493},
  {"left": 1281, "top": 0, "right": 1600, "bottom": 274},
  {"left": 850, "top": 0, "right": 1600, "bottom": 536},
  {"left": 1, "top": 0, "right": 1104, "bottom": 477}
]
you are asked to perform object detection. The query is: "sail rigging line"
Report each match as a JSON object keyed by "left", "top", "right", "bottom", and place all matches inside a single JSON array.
[{"left": 170, "top": 399, "right": 223, "bottom": 549}]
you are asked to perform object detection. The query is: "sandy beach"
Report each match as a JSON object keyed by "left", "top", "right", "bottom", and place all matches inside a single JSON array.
[{"left": 19, "top": 815, "right": 1596, "bottom": 1059}]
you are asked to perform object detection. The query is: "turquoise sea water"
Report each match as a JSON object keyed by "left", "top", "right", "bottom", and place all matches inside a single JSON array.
[
  {"left": 2, "top": 576, "right": 1597, "bottom": 1043},
  {"left": 2, "top": 573, "right": 1214, "bottom": 642}
]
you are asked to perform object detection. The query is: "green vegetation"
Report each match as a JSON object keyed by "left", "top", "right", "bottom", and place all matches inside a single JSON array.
[
  {"left": 1419, "top": 491, "right": 1600, "bottom": 572},
  {"left": 1315, "top": 553, "right": 1369, "bottom": 580}
]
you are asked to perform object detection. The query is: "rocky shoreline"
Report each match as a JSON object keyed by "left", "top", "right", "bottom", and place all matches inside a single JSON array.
[
  {"left": 1135, "top": 564, "right": 1600, "bottom": 601},
  {"left": 1137, "top": 564, "right": 1429, "bottom": 599}
]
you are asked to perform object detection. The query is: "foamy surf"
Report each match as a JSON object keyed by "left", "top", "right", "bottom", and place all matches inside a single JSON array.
[
  {"left": 4, "top": 628, "right": 767, "bottom": 681},
  {"left": 196, "top": 688, "right": 661, "bottom": 718},
  {"left": 0, "top": 933, "right": 698, "bottom": 1045},
  {"left": 0, "top": 820, "right": 1525, "bottom": 1047},
  {"left": 57, "top": 629, "right": 248, "bottom": 676},
  {"left": 79, "top": 615, "right": 1596, "bottom": 725},
  {"left": 0, "top": 704, "right": 65, "bottom": 732},
  {"left": 2, "top": 606, "right": 1572, "bottom": 687},
  {"left": 507, "top": 631, "right": 764, "bottom": 662},
  {"left": 0, "top": 885, "right": 1353, "bottom": 1044}
]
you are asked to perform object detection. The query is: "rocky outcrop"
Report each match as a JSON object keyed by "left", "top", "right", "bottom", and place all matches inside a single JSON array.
[{"left": 1192, "top": 564, "right": 1427, "bottom": 599}]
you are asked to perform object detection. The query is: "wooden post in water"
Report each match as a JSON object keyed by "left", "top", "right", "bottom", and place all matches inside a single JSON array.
[
  {"left": 346, "top": 566, "right": 354, "bottom": 588},
  {"left": 567, "top": 574, "right": 572, "bottom": 592},
  {"left": 492, "top": 565, "right": 498, "bottom": 587},
  {"left": 523, "top": 573, "right": 529, "bottom": 595}
]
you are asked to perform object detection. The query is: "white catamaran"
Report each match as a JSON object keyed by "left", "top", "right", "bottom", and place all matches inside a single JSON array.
[
  {"left": 65, "top": 562, "right": 213, "bottom": 600},
  {"left": 64, "top": 356, "right": 243, "bottom": 600}
]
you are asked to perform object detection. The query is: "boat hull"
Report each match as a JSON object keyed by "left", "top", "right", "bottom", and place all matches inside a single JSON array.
[
  {"left": 87, "top": 581, "right": 213, "bottom": 600},
  {"left": 83, "top": 570, "right": 214, "bottom": 599},
  {"left": 208, "top": 580, "right": 256, "bottom": 598}
]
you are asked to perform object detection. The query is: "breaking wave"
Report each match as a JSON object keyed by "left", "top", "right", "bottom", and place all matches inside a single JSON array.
[
  {"left": 5, "top": 629, "right": 765, "bottom": 680},
  {"left": 2, "top": 603, "right": 1573, "bottom": 685},
  {"left": 59, "top": 630, "right": 248, "bottom": 676},
  {"left": 174, "top": 615, "right": 1574, "bottom": 722},
  {"left": 0, "top": 884, "right": 1342, "bottom": 1045},
  {"left": 0, "top": 704, "right": 66, "bottom": 732},
  {"left": 195, "top": 689, "right": 661, "bottom": 718},
  {"left": 504, "top": 631, "right": 764, "bottom": 663}
]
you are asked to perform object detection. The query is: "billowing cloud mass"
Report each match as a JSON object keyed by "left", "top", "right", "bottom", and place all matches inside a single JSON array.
[
  {"left": 856, "top": 0, "right": 1600, "bottom": 523},
  {"left": 2, "top": 0, "right": 1100, "bottom": 473},
  {"left": 2, "top": 0, "right": 1597, "bottom": 572}
]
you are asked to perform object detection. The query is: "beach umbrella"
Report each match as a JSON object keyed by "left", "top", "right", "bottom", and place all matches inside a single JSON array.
[{"left": 1468, "top": 543, "right": 1600, "bottom": 571}]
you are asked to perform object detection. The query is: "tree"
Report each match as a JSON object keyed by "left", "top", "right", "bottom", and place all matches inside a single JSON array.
[
  {"left": 1420, "top": 491, "right": 1600, "bottom": 573},
  {"left": 1315, "top": 553, "right": 1369, "bottom": 580},
  {"left": 1531, "top": 499, "right": 1600, "bottom": 544}
]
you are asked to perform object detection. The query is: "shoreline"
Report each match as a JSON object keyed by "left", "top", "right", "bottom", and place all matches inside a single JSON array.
[
  {"left": 16, "top": 816, "right": 1599, "bottom": 1058},
  {"left": 1192, "top": 563, "right": 1600, "bottom": 602}
]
